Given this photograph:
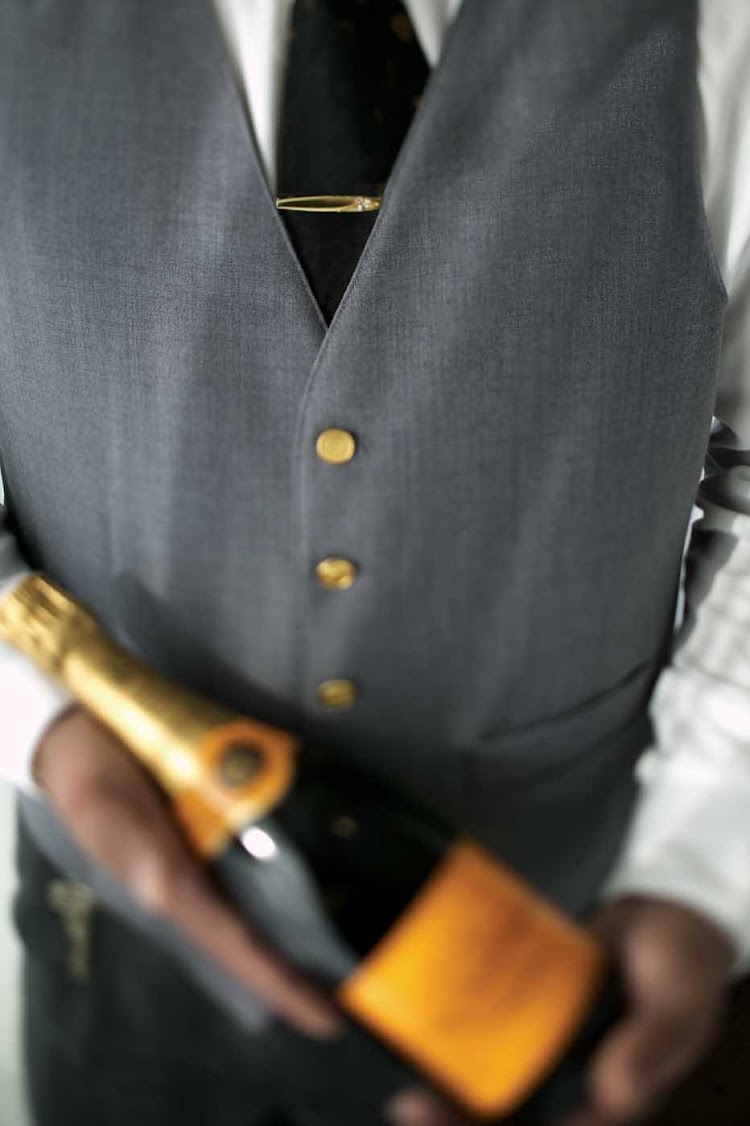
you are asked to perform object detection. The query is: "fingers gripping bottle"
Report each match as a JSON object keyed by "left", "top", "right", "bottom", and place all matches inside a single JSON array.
[{"left": 0, "top": 573, "right": 620, "bottom": 1122}]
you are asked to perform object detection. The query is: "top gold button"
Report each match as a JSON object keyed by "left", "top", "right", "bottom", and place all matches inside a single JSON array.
[{"left": 316, "top": 428, "right": 356, "bottom": 465}]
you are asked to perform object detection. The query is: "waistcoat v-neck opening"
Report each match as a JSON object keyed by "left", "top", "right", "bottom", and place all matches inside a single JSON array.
[{"left": 198, "top": 0, "right": 478, "bottom": 365}]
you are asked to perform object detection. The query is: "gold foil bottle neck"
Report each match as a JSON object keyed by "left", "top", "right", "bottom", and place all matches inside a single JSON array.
[
  {"left": 0, "top": 573, "right": 95, "bottom": 676},
  {"left": 0, "top": 571, "right": 298, "bottom": 858}
]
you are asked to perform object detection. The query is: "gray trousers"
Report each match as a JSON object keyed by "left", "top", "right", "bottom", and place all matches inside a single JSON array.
[{"left": 13, "top": 817, "right": 412, "bottom": 1126}]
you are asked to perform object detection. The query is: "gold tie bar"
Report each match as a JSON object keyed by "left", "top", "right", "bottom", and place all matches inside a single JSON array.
[{"left": 275, "top": 194, "right": 382, "bottom": 213}]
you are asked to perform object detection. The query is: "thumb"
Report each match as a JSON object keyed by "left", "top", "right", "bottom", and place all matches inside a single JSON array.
[
  {"left": 584, "top": 1009, "right": 693, "bottom": 1121},
  {"left": 579, "top": 898, "right": 732, "bottom": 1121}
]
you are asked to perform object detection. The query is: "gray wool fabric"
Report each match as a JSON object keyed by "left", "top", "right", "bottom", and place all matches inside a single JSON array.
[{"left": 0, "top": 0, "right": 727, "bottom": 1028}]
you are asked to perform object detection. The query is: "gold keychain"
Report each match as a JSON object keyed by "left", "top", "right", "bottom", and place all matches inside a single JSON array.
[{"left": 47, "top": 879, "right": 96, "bottom": 982}]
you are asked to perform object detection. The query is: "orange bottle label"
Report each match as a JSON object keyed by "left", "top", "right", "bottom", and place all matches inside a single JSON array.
[{"left": 336, "top": 839, "right": 605, "bottom": 1119}]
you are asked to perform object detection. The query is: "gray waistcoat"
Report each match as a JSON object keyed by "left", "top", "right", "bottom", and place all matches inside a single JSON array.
[{"left": 0, "top": 0, "right": 727, "bottom": 1024}]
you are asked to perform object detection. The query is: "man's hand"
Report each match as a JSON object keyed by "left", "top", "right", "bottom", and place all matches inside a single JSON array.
[
  {"left": 385, "top": 897, "right": 735, "bottom": 1126},
  {"left": 34, "top": 705, "right": 340, "bottom": 1039},
  {"left": 560, "top": 896, "right": 734, "bottom": 1125}
]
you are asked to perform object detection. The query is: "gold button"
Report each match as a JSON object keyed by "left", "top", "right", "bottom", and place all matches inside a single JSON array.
[
  {"left": 315, "top": 556, "right": 358, "bottom": 590},
  {"left": 316, "top": 428, "right": 356, "bottom": 465},
  {"left": 318, "top": 679, "right": 358, "bottom": 710}
]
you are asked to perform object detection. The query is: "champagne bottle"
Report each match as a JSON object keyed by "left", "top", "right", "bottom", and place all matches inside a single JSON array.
[{"left": 0, "top": 573, "right": 621, "bottom": 1122}]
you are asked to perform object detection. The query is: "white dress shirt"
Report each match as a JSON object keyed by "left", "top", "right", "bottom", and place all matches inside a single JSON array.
[{"left": 3, "top": 0, "right": 750, "bottom": 961}]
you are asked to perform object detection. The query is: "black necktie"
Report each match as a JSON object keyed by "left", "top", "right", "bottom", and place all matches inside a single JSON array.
[{"left": 276, "top": 0, "right": 430, "bottom": 324}]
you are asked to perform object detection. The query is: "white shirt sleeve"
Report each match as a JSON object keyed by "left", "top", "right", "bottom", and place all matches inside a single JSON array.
[
  {"left": 0, "top": 474, "right": 75, "bottom": 793},
  {"left": 603, "top": 0, "right": 750, "bottom": 966}
]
